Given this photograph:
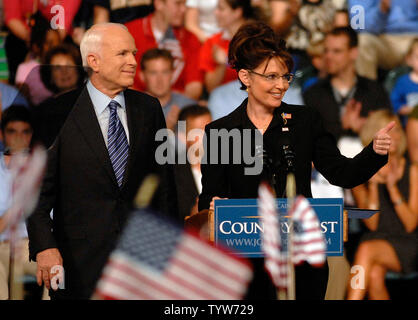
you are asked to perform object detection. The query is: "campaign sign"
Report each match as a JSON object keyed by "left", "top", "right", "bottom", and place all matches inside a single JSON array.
[{"left": 214, "top": 198, "right": 344, "bottom": 257}]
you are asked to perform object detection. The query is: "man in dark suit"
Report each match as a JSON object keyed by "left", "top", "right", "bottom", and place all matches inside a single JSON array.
[
  {"left": 27, "top": 23, "right": 178, "bottom": 299},
  {"left": 173, "top": 105, "right": 212, "bottom": 221}
]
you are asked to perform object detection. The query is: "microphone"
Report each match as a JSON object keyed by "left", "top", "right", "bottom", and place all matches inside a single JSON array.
[{"left": 256, "top": 145, "right": 278, "bottom": 194}]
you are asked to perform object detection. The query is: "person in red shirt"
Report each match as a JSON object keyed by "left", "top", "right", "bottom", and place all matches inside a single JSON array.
[
  {"left": 199, "top": 0, "right": 264, "bottom": 93},
  {"left": 125, "top": 0, "right": 203, "bottom": 100},
  {"left": 4, "top": 0, "right": 81, "bottom": 41},
  {"left": 3, "top": 0, "right": 81, "bottom": 84}
]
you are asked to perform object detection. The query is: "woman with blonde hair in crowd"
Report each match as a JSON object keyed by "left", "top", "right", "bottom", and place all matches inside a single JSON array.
[{"left": 347, "top": 110, "right": 418, "bottom": 300}]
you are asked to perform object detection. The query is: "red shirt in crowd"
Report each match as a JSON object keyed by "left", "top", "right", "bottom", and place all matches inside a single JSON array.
[
  {"left": 199, "top": 32, "right": 237, "bottom": 85},
  {"left": 4, "top": 0, "right": 81, "bottom": 34},
  {"left": 125, "top": 14, "right": 203, "bottom": 93}
]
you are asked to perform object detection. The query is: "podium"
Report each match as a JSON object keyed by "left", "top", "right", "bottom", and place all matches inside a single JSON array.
[{"left": 185, "top": 199, "right": 378, "bottom": 257}]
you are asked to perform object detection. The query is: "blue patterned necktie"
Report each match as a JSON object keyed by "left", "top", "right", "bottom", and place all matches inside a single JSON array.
[{"left": 107, "top": 100, "right": 129, "bottom": 187}]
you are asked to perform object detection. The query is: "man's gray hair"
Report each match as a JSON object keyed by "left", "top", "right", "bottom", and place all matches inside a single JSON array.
[{"left": 79, "top": 23, "right": 129, "bottom": 67}]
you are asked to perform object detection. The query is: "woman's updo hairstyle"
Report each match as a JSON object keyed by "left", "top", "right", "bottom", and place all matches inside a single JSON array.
[{"left": 228, "top": 21, "right": 294, "bottom": 90}]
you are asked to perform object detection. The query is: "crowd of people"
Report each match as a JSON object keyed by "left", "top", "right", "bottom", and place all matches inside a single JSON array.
[{"left": 0, "top": 0, "right": 417, "bottom": 300}]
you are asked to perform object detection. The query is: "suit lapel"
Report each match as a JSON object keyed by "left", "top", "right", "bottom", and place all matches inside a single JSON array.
[
  {"left": 120, "top": 90, "right": 144, "bottom": 188},
  {"left": 71, "top": 87, "right": 119, "bottom": 188}
]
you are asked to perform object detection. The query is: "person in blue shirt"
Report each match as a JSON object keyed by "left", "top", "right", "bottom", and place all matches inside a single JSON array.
[
  {"left": 348, "top": 0, "right": 418, "bottom": 80},
  {"left": 0, "top": 82, "right": 29, "bottom": 152},
  {"left": 391, "top": 39, "right": 418, "bottom": 127},
  {"left": 0, "top": 82, "right": 29, "bottom": 111},
  {"left": 139, "top": 48, "right": 196, "bottom": 130}
]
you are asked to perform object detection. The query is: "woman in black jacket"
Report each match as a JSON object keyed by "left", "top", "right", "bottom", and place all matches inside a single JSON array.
[{"left": 198, "top": 21, "right": 395, "bottom": 300}]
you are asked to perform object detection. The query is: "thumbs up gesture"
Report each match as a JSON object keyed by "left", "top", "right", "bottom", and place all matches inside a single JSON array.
[{"left": 373, "top": 121, "right": 395, "bottom": 155}]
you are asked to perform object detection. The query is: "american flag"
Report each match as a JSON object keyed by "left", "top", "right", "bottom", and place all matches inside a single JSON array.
[
  {"left": 95, "top": 209, "right": 253, "bottom": 300},
  {"left": 291, "top": 196, "right": 326, "bottom": 267},
  {"left": 6, "top": 146, "right": 47, "bottom": 228},
  {"left": 259, "top": 183, "right": 326, "bottom": 290},
  {"left": 259, "top": 183, "right": 288, "bottom": 289}
]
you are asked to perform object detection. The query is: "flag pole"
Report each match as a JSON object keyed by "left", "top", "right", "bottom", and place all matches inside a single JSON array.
[
  {"left": 273, "top": 181, "right": 287, "bottom": 301},
  {"left": 286, "top": 173, "right": 296, "bottom": 300},
  {"left": 5, "top": 147, "right": 47, "bottom": 300},
  {"left": 8, "top": 211, "right": 24, "bottom": 300}
]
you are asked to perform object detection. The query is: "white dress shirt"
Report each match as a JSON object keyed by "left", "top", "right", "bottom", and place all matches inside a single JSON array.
[{"left": 86, "top": 80, "right": 130, "bottom": 147}]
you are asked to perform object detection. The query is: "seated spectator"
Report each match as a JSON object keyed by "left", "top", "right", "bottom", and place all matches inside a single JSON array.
[
  {"left": 15, "top": 13, "right": 60, "bottom": 106},
  {"left": 283, "top": 0, "right": 338, "bottom": 71},
  {"left": 34, "top": 44, "right": 87, "bottom": 147},
  {"left": 348, "top": 0, "right": 418, "bottom": 80},
  {"left": 140, "top": 48, "right": 196, "bottom": 130},
  {"left": 173, "top": 104, "right": 212, "bottom": 221},
  {"left": 299, "top": 39, "right": 327, "bottom": 92},
  {"left": 200, "top": 0, "right": 263, "bottom": 93},
  {"left": 125, "top": 0, "right": 203, "bottom": 100},
  {"left": 267, "top": 0, "right": 300, "bottom": 38},
  {"left": 0, "top": 82, "right": 29, "bottom": 152},
  {"left": 3, "top": 0, "right": 82, "bottom": 84},
  {"left": 94, "top": 0, "right": 154, "bottom": 24},
  {"left": 347, "top": 110, "right": 418, "bottom": 300},
  {"left": 390, "top": 39, "right": 418, "bottom": 127},
  {"left": 185, "top": 0, "right": 220, "bottom": 43},
  {"left": 303, "top": 27, "right": 392, "bottom": 141},
  {"left": 0, "top": 82, "right": 29, "bottom": 111},
  {"left": 71, "top": 0, "right": 111, "bottom": 45},
  {"left": 207, "top": 79, "right": 246, "bottom": 120},
  {"left": 0, "top": 105, "right": 38, "bottom": 300},
  {"left": 40, "top": 44, "right": 86, "bottom": 96}
]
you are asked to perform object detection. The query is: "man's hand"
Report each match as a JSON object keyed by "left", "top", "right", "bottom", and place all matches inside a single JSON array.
[
  {"left": 36, "top": 248, "right": 63, "bottom": 290},
  {"left": 209, "top": 196, "right": 228, "bottom": 212},
  {"left": 373, "top": 121, "right": 395, "bottom": 155}
]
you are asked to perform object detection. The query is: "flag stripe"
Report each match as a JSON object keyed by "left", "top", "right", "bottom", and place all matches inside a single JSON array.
[
  {"left": 106, "top": 255, "right": 195, "bottom": 299},
  {"left": 171, "top": 248, "right": 245, "bottom": 298},
  {"left": 98, "top": 275, "right": 154, "bottom": 299},
  {"left": 183, "top": 235, "right": 252, "bottom": 283},
  {"left": 167, "top": 262, "right": 236, "bottom": 299}
]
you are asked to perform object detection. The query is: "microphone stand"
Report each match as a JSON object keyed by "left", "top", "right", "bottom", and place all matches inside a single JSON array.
[{"left": 283, "top": 145, "right": 296, "bottom": 300}]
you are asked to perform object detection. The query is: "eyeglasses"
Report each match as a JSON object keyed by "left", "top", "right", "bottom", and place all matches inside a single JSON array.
[{"left": 247, "top": 70, "right": 294, "bottom": 83}]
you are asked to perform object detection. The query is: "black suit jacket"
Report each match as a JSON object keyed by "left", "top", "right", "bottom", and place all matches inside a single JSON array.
[
  {"left": 27, "top": 86, "right": 178, "bottom": 299},
  {"left": 33, "top": 88, "right": 84, "bottom": 148},
  {"left": 303, "top": 75, "right": 392, "bottom": 140}
]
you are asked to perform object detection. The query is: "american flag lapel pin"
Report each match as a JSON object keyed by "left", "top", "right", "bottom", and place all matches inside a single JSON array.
[
  {"left": 281, "top": 112, "right": 292, "bottom": 124},
  {"left": 281, "top": 112, "right": 291, "bottom": 130}
]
